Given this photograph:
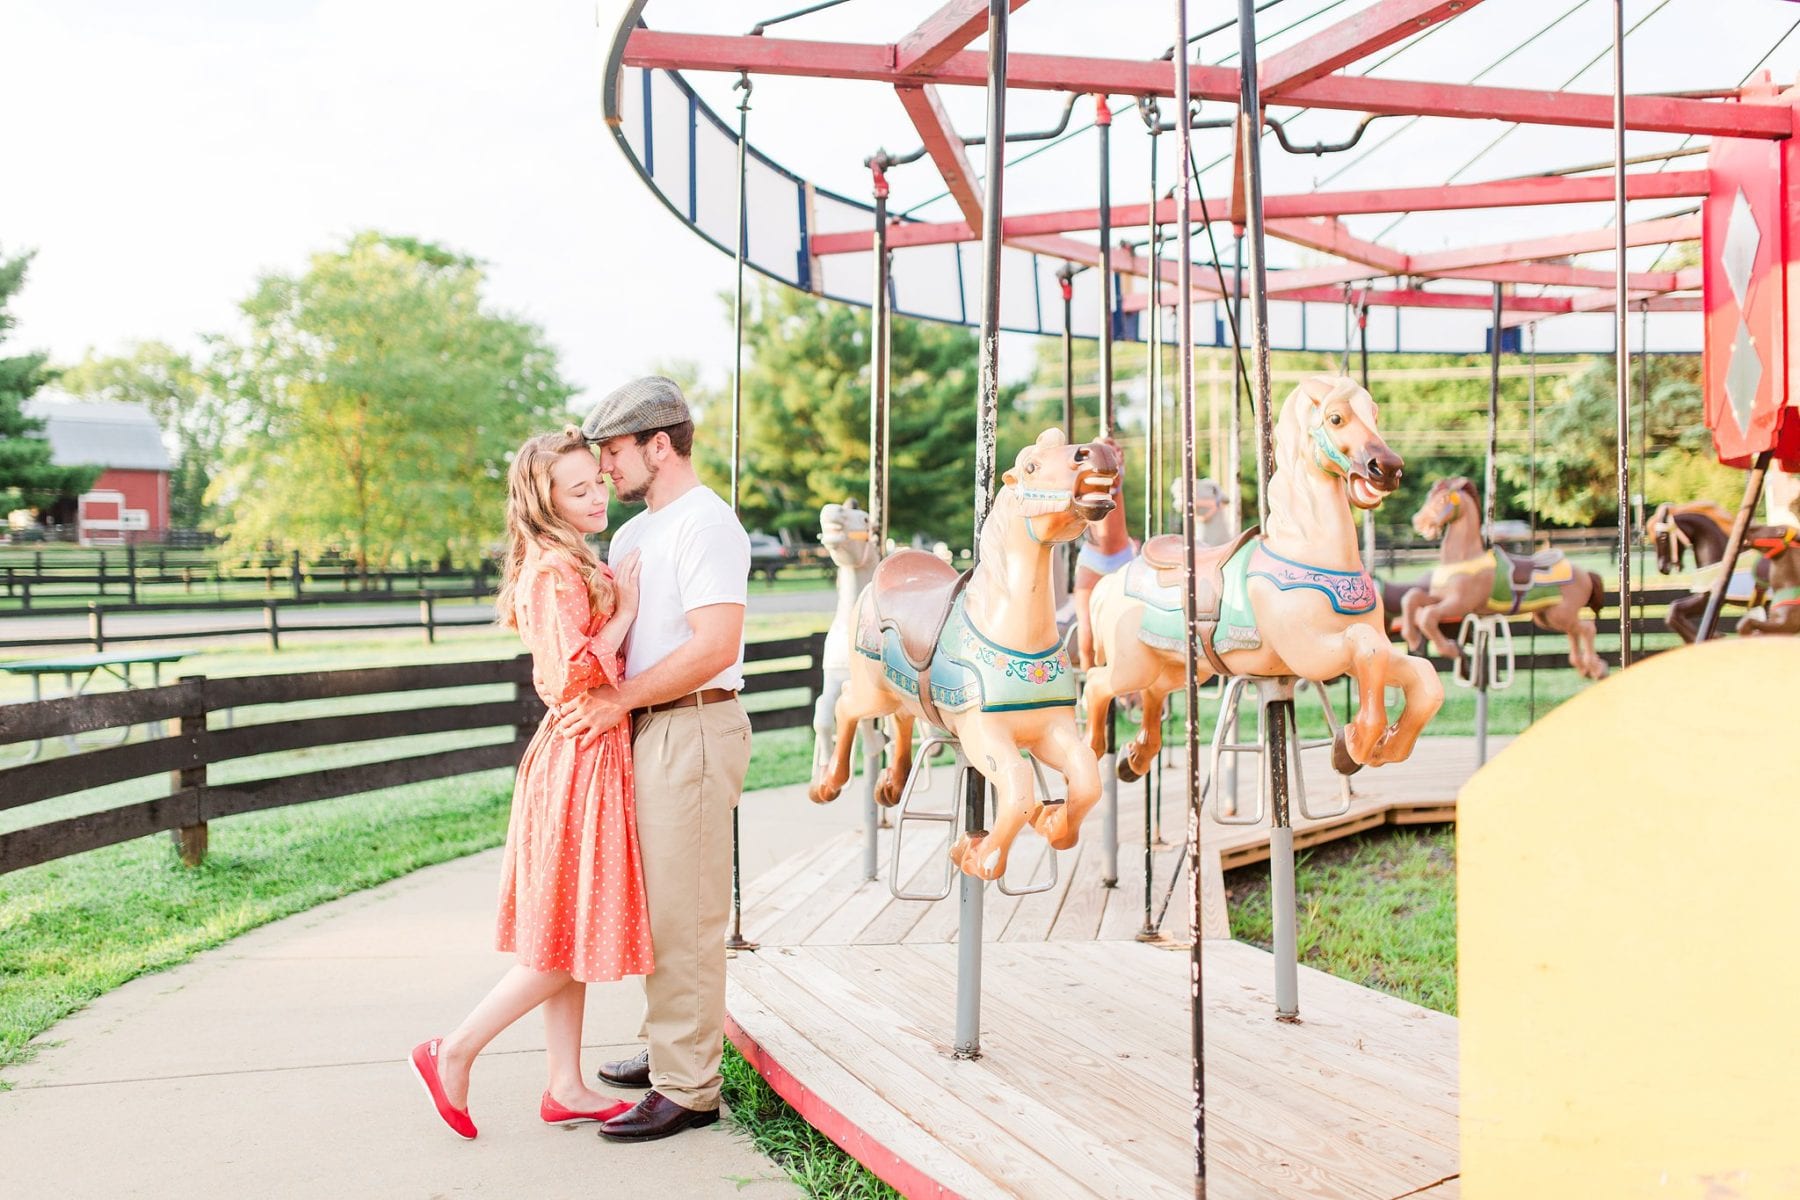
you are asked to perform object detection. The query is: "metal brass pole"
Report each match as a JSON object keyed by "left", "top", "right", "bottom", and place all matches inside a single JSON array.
[
  {"left": 1696, "top": 452, "right": 1774, "bottom": 642},
  {"left": 726, "top": 72, "right": 757, "bottom": 953},
  {"left": 1612, "top": 0, "right": 1634, "bottom": 668},
  {"left": 863, "top": 157, "right": 893, "bottom": 884},
  {"left": 1174, "top": 7, "right": 1207, "bottom": 1193},
  {"left": 955, "top": 0, "right": 1010, "bottom": 1062}
]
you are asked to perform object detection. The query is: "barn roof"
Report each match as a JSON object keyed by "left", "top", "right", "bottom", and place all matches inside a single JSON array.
[{"left": 22, "top": 393, "right": 174, "bottom": 472}]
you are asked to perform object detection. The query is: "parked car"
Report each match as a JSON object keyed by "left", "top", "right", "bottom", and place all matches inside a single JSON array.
[{"left": 747, "top": 532, "right": 790, "bottom": 583}]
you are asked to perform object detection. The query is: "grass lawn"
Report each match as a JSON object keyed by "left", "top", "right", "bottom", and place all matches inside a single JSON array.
[{"left": 1227, "top": 827, "right": 1458, "bottom": 1016}]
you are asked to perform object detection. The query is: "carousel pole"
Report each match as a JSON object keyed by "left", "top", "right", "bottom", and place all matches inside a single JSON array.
[
  {"left": 955, "top": 0, "right": 1010, "bottom": 1061},
  {"left": 1233, "top": 0, "right": 1298, "bottom": 1024},
  {"left": 1096, "top": 92, "right": 1120, "bottom": 891},
  {"left": 1697, "top": 452, "right": 1775, "bottom": 641},
  {"left": 1637, "top": 301, "right": 1651, "bottom": 661},
  {"left": 1612, "top": 0, "right": 1635, "bottom": 668},
  {"left": 726, "top": 71, "right": 757, "bottom": 953},
  {"left": 1138, "top": 102, "right": 1162, "bottom": 942},
  {"left": 1358, "top": 298, "right": 1375, "bottom": 572},
  {"left": 1173, "top": 6, "right": 1207, "bottom": 1194},
  {"left": 1059, "top": 264, "right": 1077, "bottom": 596},
  {"left": 862, "top": 155, "right": 894, "bottom": 884},
  {"left": 1474, "top": 283, "right": 1503, "bottom": 768}
]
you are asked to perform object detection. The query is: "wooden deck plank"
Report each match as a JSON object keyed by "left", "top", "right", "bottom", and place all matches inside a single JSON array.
[
  {"left": 805, "top": 822, "right": 944, "bottom": 946},
  {"left": 888, "top": 943, "right": 1449, "bottom": 1199},
  {"left": 754, "top": 847, "right": 871, "bottom": 946},
  {"left": 996, "top": 834, "right": 1084, "bottom": 943},
  {"left": 998, "top": 941, "right": 1460, "bottom": 1155},
  {"left": 736, "top": 948, "right": 1175, "bottom": 1200},
  {"left": 1045, "top": 827, "right": 1112, "bottom": 942}
]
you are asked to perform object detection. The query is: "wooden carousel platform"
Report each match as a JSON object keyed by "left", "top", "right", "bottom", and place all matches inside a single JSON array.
[{"left": 727, "top": 737, "right": 1484, "bottom": 1199}]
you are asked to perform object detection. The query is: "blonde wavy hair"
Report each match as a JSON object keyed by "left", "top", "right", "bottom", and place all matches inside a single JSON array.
[{"left": 494, "top": 426, "right": 616, "bottom": 629}]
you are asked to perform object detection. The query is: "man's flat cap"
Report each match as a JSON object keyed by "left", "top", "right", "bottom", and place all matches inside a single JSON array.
[{"left": 581, "top": 376, "right": 693, "bottom": 444}]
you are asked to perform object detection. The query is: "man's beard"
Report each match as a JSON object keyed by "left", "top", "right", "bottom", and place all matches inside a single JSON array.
[{"left": 619, "top": 459, "right": 659, "bottom": 504}]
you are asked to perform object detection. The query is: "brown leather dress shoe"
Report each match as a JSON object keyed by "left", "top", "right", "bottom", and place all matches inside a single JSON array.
[
  {"left": 596, "top": 1090, "right": 721, "bottom": 1142},
  {"left": 596, "top": 1049, "right": 650, "bottom": 1089}
]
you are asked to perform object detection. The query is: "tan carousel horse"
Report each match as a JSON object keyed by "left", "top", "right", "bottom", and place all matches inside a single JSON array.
[
  {"left": 808, "top": 429, "right": 1121, "bottom": 881},
  {"left": 1400, "top": 478, "right": 1607, "bottom": 680},
  {"left": 1082, "top": 375, "right": 1443, "bottom": 781}
]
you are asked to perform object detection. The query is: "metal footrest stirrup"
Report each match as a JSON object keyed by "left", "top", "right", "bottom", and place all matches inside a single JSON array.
[
  {"left": 888, "top": 735, "right": 1061, "bottom": 901},
  {"left": 1209, "top": 676, "right": 1354, "bottom": 825},
  {"left": 1453, "top": 613, "right": 1515, "bottom": 691}
]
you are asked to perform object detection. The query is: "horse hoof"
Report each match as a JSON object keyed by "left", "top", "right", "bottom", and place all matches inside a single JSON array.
[
  {"left": 874, "top": 778, "right": 903, "bottom": 807},
  {"left": 808, "top": 783, "right": 839, "bottom": 805},
  {"left": 1331, "top": 730, "right": 1365, "bottom": 777},
  {"left": 1116, "top": 755, "right": 1145, "bottom": 784}
]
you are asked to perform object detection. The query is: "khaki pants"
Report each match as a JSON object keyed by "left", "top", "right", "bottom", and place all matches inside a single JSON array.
[{"left": 630, "top": 695, "right": 752, "bottom": 1109}]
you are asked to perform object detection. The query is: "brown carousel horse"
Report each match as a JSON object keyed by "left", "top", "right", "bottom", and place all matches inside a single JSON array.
[
  {"left": 1736, "top": 526, "right": 1800, "bottom": 637},
  {"left": 808, "top": 429, "right": 1120, "bottom": 882},
  {"left": 1399, "top": 478, "right": 1607, "bottom": 680},
  {"left": 1645, "top": 499, "right": 1784, "bottom": 643},
  {"left": 1081, "top": 375, "right": 1443, "bottom": 781}
]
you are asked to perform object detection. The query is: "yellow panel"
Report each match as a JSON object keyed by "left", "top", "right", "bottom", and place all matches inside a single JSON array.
[{"left": 1460, "top": 638, "right": 1800, "bottom": 1199}]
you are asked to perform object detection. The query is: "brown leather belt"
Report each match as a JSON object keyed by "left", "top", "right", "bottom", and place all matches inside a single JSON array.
[{"left": 634, "top": 687, "right": 737, "bottom": 719}]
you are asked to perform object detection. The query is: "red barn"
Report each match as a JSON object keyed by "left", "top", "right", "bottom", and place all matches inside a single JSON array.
[{"left": 23, "top": 394, "right": 173, "bottom": 544}]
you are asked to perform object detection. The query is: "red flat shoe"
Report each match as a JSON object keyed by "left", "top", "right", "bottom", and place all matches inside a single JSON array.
[
  {"left": 410, "top": 1039, "right": 477, "bottom": 1140},
  {"left": 540, "top": 1091, "right": 633, "bottom": 1125}
]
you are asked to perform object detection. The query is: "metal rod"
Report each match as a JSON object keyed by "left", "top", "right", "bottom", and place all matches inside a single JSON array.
[
  {"left": 1060, "top": 265, "right": 1077, "bottom": 597},
  {"left": 870, "top": 158, "right": 892, "bottom": 554},
  {"left": 1696, "top": 452, "right": 1774, "bottom": 641},
  {"left": 1269, "top": 695, "right": 1298, "bottom": 1020},
  {"left": 1359, "top": 303, "right": 1375, "bottom": 569},
  {"left": 1230, "top": 234, "right": 1244, "bottom": 536},
  {"left": 1141, "top": 116, "right": 1162, "bottom": 927},
  {"left": 1097, "top": 94, "right": 1115, "bottom": 441},
  {"left": 954, "top": 0, "right": 1009, "bottom": 1063},
  {"left": 1174, "top": 6, "right": 1206, "bottom": 1193},
  {"left": 1486, "top": 283, "right": 1502, "bottom": 545},
  {"left": 1612, "top": 0, "right": 1634, "bottom": 668},
  {"left": 1637, "top": 301, "right": 1650, "bottom": 661},
  {"left": 1474, "top": 623, "right": 1491, "bottom": 767},
  {"left": 1528, "top": 322, "right": 1539, "bottom": 723},
  {"left": 726, "top": 71, "right": 757, "bottom": 954}
]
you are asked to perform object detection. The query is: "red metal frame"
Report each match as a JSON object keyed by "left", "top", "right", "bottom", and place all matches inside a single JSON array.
[{"left": 1258, "top": 0, "right": 1487, "bottom": 97}]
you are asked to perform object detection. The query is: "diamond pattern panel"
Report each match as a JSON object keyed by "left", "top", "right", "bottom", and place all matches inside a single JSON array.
[
  {"left": 1722, "top": 187, "right": 1760, "bottom": 308},
  {"left": 1724, "top": 318, "right": 1763, "bottom": 435}
]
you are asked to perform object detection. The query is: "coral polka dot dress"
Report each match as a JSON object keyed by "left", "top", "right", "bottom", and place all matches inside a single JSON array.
[{"left": 495, "top": 545, "right": 654, "bottom": 983}]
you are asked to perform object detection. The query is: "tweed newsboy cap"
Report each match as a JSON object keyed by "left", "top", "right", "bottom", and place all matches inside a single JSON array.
[{"left": 580, "top": 375, "right": 693, "bottom": 444}]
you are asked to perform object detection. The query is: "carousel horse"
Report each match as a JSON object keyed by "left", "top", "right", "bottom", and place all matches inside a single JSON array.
[
  {"left": 1072, "top": 436, "right": 1133, "bottom": 670},
  {"left": 1736, "top": 526, "right": 1800, "bottom": 636},
  {"left": 1399, "top": 478, "right": 1607, "bottom": 680},
  {"left": 1082, "top": 375, "right": 1443, "bottom": 781},
  {"left": 811, "top": 498, "right": 880, "bottom": 777},
  {"left": 1647, "top": 499, "right": 1774, "bottom": 643},
  {"left": 808, "top": 428, "right": 1121, "bottom": 881}
]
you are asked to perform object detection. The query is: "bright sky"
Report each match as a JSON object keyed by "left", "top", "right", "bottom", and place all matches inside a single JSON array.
[{"left": 6, "top": 0, "right": 1797, "bottom": 401}]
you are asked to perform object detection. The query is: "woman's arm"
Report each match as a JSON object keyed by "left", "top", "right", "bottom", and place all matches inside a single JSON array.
[
  {"left": 591, "top": 550, "right": 641, "bottom": 663},
  {"left": 525, "top": 554, "right": 620, "bottom": 704}
]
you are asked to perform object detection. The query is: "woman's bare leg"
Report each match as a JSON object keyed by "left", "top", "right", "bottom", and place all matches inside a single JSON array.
[
  {"left": 439, "top": 963, "right": 570, "bottom": 1109},
  {"left": 541, "top": 978, "right": 619, "bottom": 1111}
]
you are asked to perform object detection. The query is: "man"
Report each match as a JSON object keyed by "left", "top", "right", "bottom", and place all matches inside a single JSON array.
[{"left": 558, "top": 375, "right": 752, "bottom": 1142}]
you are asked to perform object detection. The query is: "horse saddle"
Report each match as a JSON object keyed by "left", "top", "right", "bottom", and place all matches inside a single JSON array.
[
  {"left": 867, "top": 550, "right": 965, "bottom": 670},
  {"left": 1123, "top": 527, "right": 1262, "bottom": 674},
  {"left": 1489, "top": 546, "right": 1573, "bottom": 614}
]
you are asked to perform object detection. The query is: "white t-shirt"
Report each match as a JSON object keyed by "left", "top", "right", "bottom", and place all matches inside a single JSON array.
[{"left": 607, "top": 484, "right": 750, "bottom": 690}]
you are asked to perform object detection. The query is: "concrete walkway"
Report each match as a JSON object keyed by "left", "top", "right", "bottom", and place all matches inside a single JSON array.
[{"left": 1, "top": 778, "right": 868, "bottom": 1198}]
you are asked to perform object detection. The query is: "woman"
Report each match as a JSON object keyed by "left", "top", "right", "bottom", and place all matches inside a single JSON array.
[{"left": 411, "top": 427, "right": 652, "bottom": 1140}]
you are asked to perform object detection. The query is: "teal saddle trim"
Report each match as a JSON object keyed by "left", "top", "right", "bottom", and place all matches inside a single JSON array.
[
  {"left": 856, "top": 592, "right": 1076, "bottom": 715},
  {"left": 1124, "top": 540, "right": 1262, "bottom": 657}
]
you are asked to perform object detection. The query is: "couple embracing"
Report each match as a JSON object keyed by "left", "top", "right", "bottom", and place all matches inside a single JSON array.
[{"left": 410, "top": 377, "right": 752, "bottom": 1144}]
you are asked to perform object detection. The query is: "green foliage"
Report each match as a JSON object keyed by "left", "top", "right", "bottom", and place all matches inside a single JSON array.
[
  {"left": 690, "top": 283, "right": 988, "bottom": 546},
  {"left": 722, "top": 1043, "right": 900, "bottom": 1198},
  {"left": 58, "top": 342, "right": 224, "bottom": 530},
  {"left": 0, "top": 247, "right": 99, "bottom": 511},
  {"left": 207, "top": 232, "right": 575, "bottom": 570},
  {"left": 1496, "top": 357, "right": 1738, "bottom": 525}
]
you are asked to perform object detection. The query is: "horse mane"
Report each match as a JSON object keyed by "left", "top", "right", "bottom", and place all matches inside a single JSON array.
[
  {"left": 1266, "top": 377, "right": 1354, "bottom": 544},
  {"left": 975, "top": 482, "right": 1020, "bottom": 601}
]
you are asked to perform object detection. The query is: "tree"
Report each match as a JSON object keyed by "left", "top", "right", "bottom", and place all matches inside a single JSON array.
[
  {"left": 208, "top": 232, "right": 575, "bottom": 571},
  {"left": 0, "top": 247, "right": 98, "bottom": 513},
  {"left": 1496, "top": 357, "right": 1738, "bottom": 526},
  {"left": 59, "top": 342, "right": 223, "bottom": 530},
  {"left": 691, "top": 283, "right": 989, "bottom": 547}
]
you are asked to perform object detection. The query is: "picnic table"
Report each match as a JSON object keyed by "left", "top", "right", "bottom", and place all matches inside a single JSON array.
[{"left": 1, "top": 649, "right": 190, "bottom": 764}]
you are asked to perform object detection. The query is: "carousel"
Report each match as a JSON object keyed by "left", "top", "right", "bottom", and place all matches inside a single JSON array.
[{"left": 601, "top": 3, "right": 1800, "bottom": 1196}]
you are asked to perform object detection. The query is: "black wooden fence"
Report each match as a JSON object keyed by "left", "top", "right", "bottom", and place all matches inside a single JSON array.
[{"left": 0, "top": 633, "right": 824, "bottom": 875}]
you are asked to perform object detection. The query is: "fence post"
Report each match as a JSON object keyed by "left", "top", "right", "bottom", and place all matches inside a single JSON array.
[
  {"left": 98, "top": 551, "right": 107, "bottom": 597},
  {"left": 126, "top": 543, "right": 139, "bottom": 605},
  {"left": 420, "top": 595, "right": 436, "bottom": 644},
  {"left": 3, "top": 565, "right": 11, "bottom": 598},
  {"left": 291, "top": 549, "right": 303, "bottom": 601},
  {"left": 805, "top": 630, "right": 826, "bottom": 709},
  {"left": 265, "top": 602, "right": 281, "bottom": 651},
  {"left": 90, "top": 603, "right": 105, "bottom": 652},
  {"left": 170, "top": 675, "right": 208, "bottom": 867},
  {"left": 20, "top": 577, "right": 29, "bottom": 611},
  {"left": 183, "top": 566, "right": 193, "bottom": 594}
]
